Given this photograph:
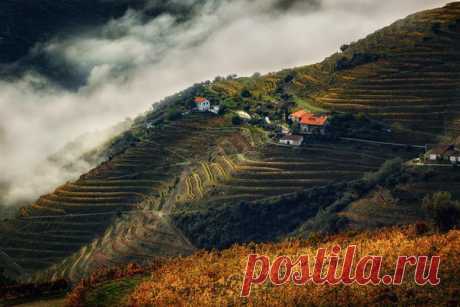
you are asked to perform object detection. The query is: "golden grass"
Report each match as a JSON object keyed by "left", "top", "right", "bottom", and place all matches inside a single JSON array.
[{"left": 128, "top": 226, "right": 460, "bottom": 306}]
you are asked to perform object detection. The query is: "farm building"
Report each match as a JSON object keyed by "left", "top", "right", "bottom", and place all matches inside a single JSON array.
[
  {"left": 290, "top": 110, "right": 329, "bottom": 135},
  {"left": 195, "top": 97, "right": 211, "bottom": 112},
  {"left": 289, "top": 110, "right": 310, "bottom": 123},
  {"left": 426, "top": 144, "right": 460, "bottom": 163},
  {"left": 210, "top": 105, "right": 221, "bottom": 114},
  {"left": 299, "top": 114, "right": 329, "bottom": 135},
  {"left": 279, "top": 134, "right": 304, "bottom": 146},
  {"left": 445, "top": 149, "right": 460, "bottom": 163}
]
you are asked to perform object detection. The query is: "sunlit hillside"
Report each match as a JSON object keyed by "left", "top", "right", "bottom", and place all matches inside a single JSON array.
[{"left": 63, "top": 226, "right": 460, "bottom": 307}]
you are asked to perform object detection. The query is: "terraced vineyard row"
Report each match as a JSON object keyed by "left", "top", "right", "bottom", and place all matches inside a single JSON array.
[
  {"left": 315, "top": 3, "right": 460, "bottom": 143},
  {"left": 0, "top": 114, "right": 247, "bottom": 280},
  {"left": 187, "top": 141, "right": 420, "bottom": 208}
]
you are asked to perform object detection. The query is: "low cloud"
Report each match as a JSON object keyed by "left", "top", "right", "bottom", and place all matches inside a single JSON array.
[{"left": 0, "top": 0, "right": 451, "bottom": 208}]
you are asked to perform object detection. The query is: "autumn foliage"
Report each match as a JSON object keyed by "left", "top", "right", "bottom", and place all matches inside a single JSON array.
[
  {"left": 65, "top": 262, "right": 163, "bottom": 307},
  {"left": 127, "top": 226, "right": 460, "bottom": 306}
]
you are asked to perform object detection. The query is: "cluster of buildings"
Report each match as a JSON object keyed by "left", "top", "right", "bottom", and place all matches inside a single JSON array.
[
  {"left": 426, "top": 144, "right": 460, "bottom": 163},
  {"left": 279, "top": 110, "right": 329, "bottom": 146},
  {"left": 192, "top": 98, "right": 329, "bottom": 147}
]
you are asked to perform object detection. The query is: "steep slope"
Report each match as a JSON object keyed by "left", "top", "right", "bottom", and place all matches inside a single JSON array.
[
  {"left": 0, "top": 114, "right": 257, "bottom": 281},
  {"left": 315, "top": 4, "right": 460, "bottom": 142},
  {"left": 209, "top": 2, "right": 460, "bottom": 144},
  {"left": 1, "top": 2, "right": 460, "bottom": 284}
]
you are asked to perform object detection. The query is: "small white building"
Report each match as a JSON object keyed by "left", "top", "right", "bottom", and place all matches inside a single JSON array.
[
  {"left": 195, "top": 97, "right": 211, "bottom": 112},
  {"left": 446, "top": 149, "right": 460, "bottom": 163},
  {"left": 429, "top": 153, "right": 438, "bottom": 161},
  {"left": 236, "top": 110, "right": 252, "bottom": 120},
  {"left": 279, "top": 134, "right": 304, "bottom": 146},
  {"left": 210, "top": 105, "right": 221, "bottom": 115}
]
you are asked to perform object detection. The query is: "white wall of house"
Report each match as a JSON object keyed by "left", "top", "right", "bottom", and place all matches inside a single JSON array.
[
  {"left": 300, "top": 125, "right": 326, "bottom": 135},
  {"left": 279, "top": 139, "right": 302, "bottom": 146},
  {"left": 197, "top": 100, "right": 210, "bottom": 112}
]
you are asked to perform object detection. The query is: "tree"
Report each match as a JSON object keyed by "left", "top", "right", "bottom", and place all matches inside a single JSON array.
[
  {"left": 166, "top": 109, "right": 182, "bottom": 121},
  {"left": 340, "top": 44, "right": 350, "bottom": 52},
  {"left": 241, "top": 89, "right": 252, "bottom": 98},
  {"left": 0, "top": 268, "right": 13, "bottom": 286},
  {"left": 423, "top": 192, "right": 460, "bottom": 232},
  {"left": 232, "top": 116, "right": 242, "bottom": 126}
]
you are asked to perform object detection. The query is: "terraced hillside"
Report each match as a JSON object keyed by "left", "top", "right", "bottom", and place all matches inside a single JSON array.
[
  {"left": 208, "top": 2, "right": 460, "bottom": 144},
  {"left": 191, "top": 141, "right": 415, "bottom": 206},
  {"left": 0, "top": 113, "right": 258, "bottom": 281},
  {"left": 2, "top": 2, "right": 460, "bottom": 285},
  {"left": 316, "top": 3, "right": 460, "bottom": 142},
  {"left": 171, "top": 140, "right": 422, "bottom": 249}
]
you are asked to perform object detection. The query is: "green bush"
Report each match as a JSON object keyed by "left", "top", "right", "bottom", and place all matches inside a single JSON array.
[
  {"left": 231, "top": 116, "right": 242, "bottom": 126},
  {"left": 166, "top": 109, "right": 182, "bottom": 121},
  {"left": 423, "top": 192, "right": 460, "bottom": 232},
  {"left": 240, "top": 89, "right": 252, "bottom": 98}
]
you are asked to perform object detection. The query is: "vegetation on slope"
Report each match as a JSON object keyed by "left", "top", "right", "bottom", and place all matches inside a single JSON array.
[
  {"left": 2, "top": 2, "right": 460, "bottom": 287},
  {"left": 64, "top": 226, "right": 460, "bottom": 306},
  {"left": 206, "top": 2, "right": 460, "bottom": 143},
  {"left": 172, "top": 156, "right": 414, "bottom": 249}
]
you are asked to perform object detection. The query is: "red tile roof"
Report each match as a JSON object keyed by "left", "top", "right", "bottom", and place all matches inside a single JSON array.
[
  {"left": 300, "top": 114, "right": 328, "bottom": 126},
  {"left": 291, "top": 110, "right": 310, "bottom": 119},
  {"left": 194, "top": 97, "right": 208, "bottom": 104}
]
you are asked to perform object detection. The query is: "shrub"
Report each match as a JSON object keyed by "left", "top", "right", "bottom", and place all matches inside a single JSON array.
[
  {"left": 362, "top": 158, "right": 403, "bottom": 188},
  {"left": 166, "top": 109, "right": 182, "bottom": 121},
  {"left": 414, "top": 221, "right": 430, "bottom": 235},
  {"left": 231, "top": 116, "right": 242, "bottom": 126},
  {"left": 335, "top": 53, "right": 380, "bottom": 70},
  {"left": 431, "top": 22, "right": 441, "bottom": 33},
  {"left": 423, "top": 192, "right": 460, "bottom": 232},
  {"left": 340, "top": 44, "right": 350, "bottom": 52},
  {"left": 240, "top": 89, "right": 252, "bottom": 98}
]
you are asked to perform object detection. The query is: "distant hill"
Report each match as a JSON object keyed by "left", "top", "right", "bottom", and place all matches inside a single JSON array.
[{"left": 1, "top": 2, "right": 460, "bottom": 285}]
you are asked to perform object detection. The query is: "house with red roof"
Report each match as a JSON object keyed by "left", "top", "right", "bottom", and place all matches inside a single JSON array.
[
  {"left": 290, "top": 110, "right": 329, "bottom": 135},
  {"left": 194, "top": 97, "right": 211, "bottom": 112},
  {"left": 289, "top": 110, "right": 310, "bottom": 123}
]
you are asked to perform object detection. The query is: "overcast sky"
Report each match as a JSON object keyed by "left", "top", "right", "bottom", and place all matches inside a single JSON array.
[{"left": 0, "top": 0, "right": 451, "bottom": 208}]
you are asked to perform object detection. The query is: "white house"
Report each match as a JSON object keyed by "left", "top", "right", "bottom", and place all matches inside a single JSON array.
[
  {"left": 429, "top": 153, "right": 438, "bottom": 161},
  {"left": 195, "top": 97, "right": 211, "bottom": 112},
  {"left": 299, "top": 114, "right": 329, "bottom": 135},
  {"left": 279, "top": 134, "right": 304, "bottom": 146},
  {"left": 446, "top": 149, "right": 460, "bottom": 163},
  {"left": 427, "top": 144, "right": 454, "bottom": 161}
]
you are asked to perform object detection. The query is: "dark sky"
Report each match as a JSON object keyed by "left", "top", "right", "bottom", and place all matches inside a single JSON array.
[{"left": 0, "top": 0, "right": 206, "bottom": 64}]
